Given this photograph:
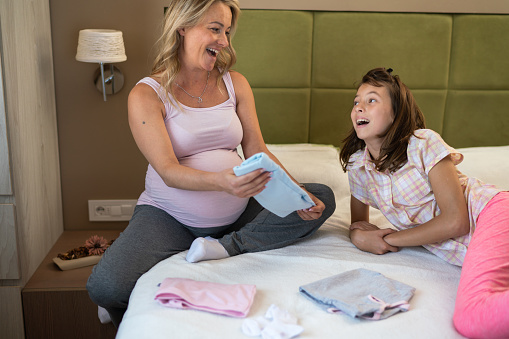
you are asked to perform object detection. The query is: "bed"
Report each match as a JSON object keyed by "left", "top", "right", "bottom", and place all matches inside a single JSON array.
[
  {"left": 114, "top": 8, "right": 509, "bottom": 339},
  {"left": 116, "top": 143, "right": 509, "bottom": 339}
]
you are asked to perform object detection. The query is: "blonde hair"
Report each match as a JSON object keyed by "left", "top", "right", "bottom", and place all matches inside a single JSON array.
[{"left": 151, "top": 0, "right": 240, "bottom": 104}]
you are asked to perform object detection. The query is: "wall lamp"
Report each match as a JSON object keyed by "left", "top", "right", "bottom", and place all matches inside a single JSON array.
[{"left": 76, "top": 29, "right": 127, "bottom": 101}]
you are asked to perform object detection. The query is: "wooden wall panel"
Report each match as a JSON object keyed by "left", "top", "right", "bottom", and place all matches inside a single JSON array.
[
  {"left": 0, "top": 0, "right": 64, "bottom": 337},
  {"left": 0, "top": 287, "right": 25, "bottom": 339},
  {"left": 0, "top": 0, "right": 63, "bottom": 286},
  {"left": 0, "top": 204, "right": 19, "bottom": 279},
  {"left": 0, "top": 52, "right": 12, "bottom": 196},
  {"left": 23, "top": 290, "right": 116, "bottom": 339}
]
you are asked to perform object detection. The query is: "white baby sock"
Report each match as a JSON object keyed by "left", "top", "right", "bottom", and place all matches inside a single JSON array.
[
  {"left": 262, "top": 322, "right": 304, "bottom": 339},
  {"left": 265, "top": 304, "right": 297, "bottom": 324},
  {"left": 186, "top": 236, "right": 230, "bottom": 263},
  {"left": 242, "top": 304, "right": 303, "bottom": 339},
  {"left": 242, "top": 316, "right": 271, "bottom": 337}
]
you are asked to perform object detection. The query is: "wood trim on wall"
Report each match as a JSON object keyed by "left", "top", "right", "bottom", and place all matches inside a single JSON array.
[{"left": 239, "top": 0, "right": 509, "bottom": 14}]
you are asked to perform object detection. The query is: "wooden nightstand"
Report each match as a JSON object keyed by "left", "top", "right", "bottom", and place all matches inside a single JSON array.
[{"left": 22, "top": 230, "right": 121, "bottom": 339}]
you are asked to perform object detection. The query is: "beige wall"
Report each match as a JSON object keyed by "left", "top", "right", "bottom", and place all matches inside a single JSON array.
[
  {"left": 50, "top": 0, "right": 509, "bottom": 231},
  {"left": 50, "top": 0, "right": 165, "bottom": 230}
]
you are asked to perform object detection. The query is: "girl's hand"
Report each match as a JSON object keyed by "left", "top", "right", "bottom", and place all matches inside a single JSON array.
[
  {"left": 297, "top": 191, "right": 325, "bottom": 220},
  {"left": 349, "top": 222, "right": 399, "bottom": 254},
  {"left": 219, "top": 168, "right": 271, "bottom": 198},
  {"left": 350, "top": 220, "right": 381, "bottom": 231}
]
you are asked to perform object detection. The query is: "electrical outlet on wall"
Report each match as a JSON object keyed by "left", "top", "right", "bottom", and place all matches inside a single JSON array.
[{"left": 88, "top": 199, "right": 137, "bottom": 221}]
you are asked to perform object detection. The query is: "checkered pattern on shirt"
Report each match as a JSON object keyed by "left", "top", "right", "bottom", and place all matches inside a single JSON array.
[{"left": 347, "top": 129, "right": 501, "bottom": 266}]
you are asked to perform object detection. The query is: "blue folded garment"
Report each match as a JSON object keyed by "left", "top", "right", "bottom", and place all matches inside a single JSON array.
[
  {"left": 233, "top": 152, "right": 314, "bottom": 217},
  {"left": 299, "top": 268, "right": 415, "bottom": 320}
]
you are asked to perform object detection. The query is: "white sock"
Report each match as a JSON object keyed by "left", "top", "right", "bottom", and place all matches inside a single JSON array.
[
  {"left": 265, "top": 304, "right": 298, "bottom": 324},
  {"left": 262, "top": 322, "right": 304, "bottom": 339},
  {"left": 242, "top": 316, "right": 270, "bottom": 337},
  {"left": 241, "top": 305, "right": 303, "bottom": 339},
  {"left": 186, "top": 236, "right": 229, "bottom": 263},
  {"left": 97, "top": 306, "right": 111, "bottom": 324}
]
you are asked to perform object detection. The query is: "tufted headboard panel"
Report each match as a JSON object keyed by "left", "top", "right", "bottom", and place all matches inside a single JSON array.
[{"left": 232, "top": 11, "right": 509, "bottom": 148}]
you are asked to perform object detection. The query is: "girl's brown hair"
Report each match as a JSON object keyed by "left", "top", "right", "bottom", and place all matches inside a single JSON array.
[
  {"left": 150, "top": 0, "right": 240, "bottom": 106},
  {"left": 340, "top": 68, "right": 426, "bottom": 173}
]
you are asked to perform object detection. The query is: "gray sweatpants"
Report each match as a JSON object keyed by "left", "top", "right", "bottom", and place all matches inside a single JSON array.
[{"left": 86, "top": 183, "right": 335, "bottom": 327}]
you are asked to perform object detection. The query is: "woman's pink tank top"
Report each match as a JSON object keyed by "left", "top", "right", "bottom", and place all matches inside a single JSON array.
[{"left": 136, "top": 71, "right": 248, "bottom": 227}]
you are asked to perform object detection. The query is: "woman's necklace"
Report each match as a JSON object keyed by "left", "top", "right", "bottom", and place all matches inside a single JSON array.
[{"left": 175, "top": 71, "right": 210, "bottom": 103}]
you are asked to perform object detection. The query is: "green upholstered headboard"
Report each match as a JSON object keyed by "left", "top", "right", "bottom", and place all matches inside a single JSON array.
[{"left": 232, "top": 11, "right": 509, "bottom": 148}]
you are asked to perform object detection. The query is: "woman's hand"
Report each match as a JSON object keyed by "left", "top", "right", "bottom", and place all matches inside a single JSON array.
[
  {"left": 218, "top": 168, "right": 271, "bottom": 198},
  {"left": 349, "top": 221, "right": 399, "bottom": 254},
  {"left": 297, "top": 191, "right": 325, "bottom": 220},
  {"left": 229, "top": 70, "right": 327, "bottom": 219}
]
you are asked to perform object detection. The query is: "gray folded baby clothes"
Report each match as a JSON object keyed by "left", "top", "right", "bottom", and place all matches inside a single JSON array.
[
  {"left": 233, "top": 152, "right": 314, "bottom": 217},
  {"left": 299, "top": 268, "right": 415, "bottom": 320}
]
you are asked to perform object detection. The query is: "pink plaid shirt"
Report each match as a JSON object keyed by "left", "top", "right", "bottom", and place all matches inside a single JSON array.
[{"left": 347, "top": 129, "right": 501, "bottom": 266}]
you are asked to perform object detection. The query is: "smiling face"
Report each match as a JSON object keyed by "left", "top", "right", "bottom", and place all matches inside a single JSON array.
[
  {"left": 351, "top": 83, "right": 395, "bottom": 158},
  {"left": 178, "top": 2, "right": 232, "bottom": 72}
]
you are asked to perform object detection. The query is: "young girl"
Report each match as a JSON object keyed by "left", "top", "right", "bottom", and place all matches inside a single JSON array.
[{"left": 340, "top": 68, "right": 508, "bottom": 338}]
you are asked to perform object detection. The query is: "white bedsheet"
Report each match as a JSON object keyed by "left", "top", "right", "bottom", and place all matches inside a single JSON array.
[{"left": 117, "top": 144, "right": 509, "bottom": 339}]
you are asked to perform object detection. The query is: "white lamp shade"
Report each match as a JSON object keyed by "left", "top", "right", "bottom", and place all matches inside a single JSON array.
[{"left": 76, "top": 29, "right": 127, "bottom": 63}]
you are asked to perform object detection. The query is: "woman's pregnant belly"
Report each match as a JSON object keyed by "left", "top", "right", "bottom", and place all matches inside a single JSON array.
[{"left": 139, "top": 149, "right": 249, "bottom": 227}]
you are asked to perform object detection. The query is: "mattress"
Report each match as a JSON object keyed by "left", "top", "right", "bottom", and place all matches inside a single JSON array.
[{"left": 116, "top": 143, "right": 509, "bottom": 339}]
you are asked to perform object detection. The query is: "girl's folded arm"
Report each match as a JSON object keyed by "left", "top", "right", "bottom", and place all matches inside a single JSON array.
[
  {"left": 350, "top": 194, "right": 369, "bottom": 224},
  {"left": 349, "top": 195, "right": 399, "bottom": 254},
  {"left": 383, "top": 156, "right": 470, "bottom": 247}
]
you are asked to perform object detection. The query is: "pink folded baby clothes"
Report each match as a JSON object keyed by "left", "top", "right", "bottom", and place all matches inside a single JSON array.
[{"left": 155, "top": 277, "right": 256, "bottom": 318}]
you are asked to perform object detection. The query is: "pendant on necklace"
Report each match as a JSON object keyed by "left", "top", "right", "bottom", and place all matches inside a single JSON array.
[{"left": 175, "top": 71, "right": 210, "bottom": 104}]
